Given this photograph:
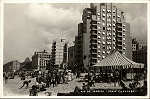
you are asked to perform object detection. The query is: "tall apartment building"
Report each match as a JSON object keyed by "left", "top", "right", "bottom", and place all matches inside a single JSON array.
[
  {"left": 51, "top": 39, "right": 68, "bottom": 69},
  {"left": 82, "top": 3, "right": 132, "bottom": 69},
  {"left": 32, "top": 50, "right": 51, "bottom": 71},
  {"left": 68, "top": 46, "right": 75, "bottom": 70},
  {"left": 74, "top": 23, "right": 84, "bottom": 71}
]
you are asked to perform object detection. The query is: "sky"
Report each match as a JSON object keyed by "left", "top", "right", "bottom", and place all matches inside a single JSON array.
[{"left": 3, "top": 3, "right": 147, "bottom": 64}]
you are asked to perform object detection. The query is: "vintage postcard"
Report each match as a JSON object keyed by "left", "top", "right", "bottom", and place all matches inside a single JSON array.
[{"left": 0, "top": 0, "right": 149, "bottom": 98}]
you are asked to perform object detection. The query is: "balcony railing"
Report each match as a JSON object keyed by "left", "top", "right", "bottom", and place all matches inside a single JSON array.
[{"left": 91, "top": 32, "right": 97, "bottom": 36}]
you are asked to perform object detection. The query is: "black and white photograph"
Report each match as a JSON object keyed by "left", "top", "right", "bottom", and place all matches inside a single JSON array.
[{"left": 1, "top": 0, "right": 149, "bottom": 97}]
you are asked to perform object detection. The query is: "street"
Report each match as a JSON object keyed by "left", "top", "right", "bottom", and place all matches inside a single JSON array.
[{"left": 3, "top": 75, "right": 122, "bottom": 96}]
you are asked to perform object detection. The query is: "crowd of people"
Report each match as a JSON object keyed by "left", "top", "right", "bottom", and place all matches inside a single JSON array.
[
  {"left": 3, "top": 69, "right": 146, "bottom": 96},
  {"left": 18, "top": 69, "right": 75, "bottom": 96}
]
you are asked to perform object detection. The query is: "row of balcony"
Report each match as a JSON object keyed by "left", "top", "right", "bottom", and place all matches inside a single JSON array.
[{"left": 90, "top": 27, "right": 125, "bottom": 33}]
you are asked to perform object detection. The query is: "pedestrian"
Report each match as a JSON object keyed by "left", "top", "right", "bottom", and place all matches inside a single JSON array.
[
  {"left": 65, "top": 73, "right": 68, "bottom": 84},
  {"left": 19, "top": 80, "right": 31, "bottom": 89},
  {"left": 76, "top": 71, "right": 80, "bottom": 78},
  {"left": 55, "top": 72, "right": 60, "bottom": 85},
  {"left": 82, "top": 83, "right": 88, "bottom": 91},
  {"left": 51, "top": 74, "right": 56, "bottom": 87},
  {"left": 46, "top": 73, "right": 51, "bottom": 88},
  {"left": 74, "top": 86, "right": 81, "bottom": 94},
  {"left": 49, "top": 73, "right": 52, "bottom": 87},
  {"left": 21, "top": 72, "right": 26, "bottom": 80},
  {"left": 29, "top": 85, "right": 38, "bottom": 96},
  {"left": 38, "top": 81, "right": 46, "bottom": 91},
  {"left": 4, "top": 72, "right": 8, "bottom": 84},
  {"left": 68, "top": 71, "right": 72, "bottom": 82},
  {"left": 59, "top": 72, "right": 63, "bottom": 84},
  {"left": 62, "top": 72, "right": 65, "bottom": 83}
]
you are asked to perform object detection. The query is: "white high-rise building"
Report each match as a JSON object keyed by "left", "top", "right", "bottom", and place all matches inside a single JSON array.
[
  {"left": 82, "top": 3, "right": 132, "bottom": 69},
  {"left": 51, "top": 39, "right": 68, "bottom": 69}
]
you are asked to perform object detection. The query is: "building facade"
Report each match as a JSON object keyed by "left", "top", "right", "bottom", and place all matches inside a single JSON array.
[
  {"left": 3, "top": 60, "right": 21, "bottom": 73},
  {"left": 74, "top": 23, "right": 84, "bottom": 71},
  {"left": 68, "top": 46, "right": 75, "bottom": 70},
  {"left": 82, "top": 3, "right": 132, "bottom": 69},
  {"left": 132, "top": 46, "right": 147, "bottom": 65},
  {"left": 51, "top": 39, "right": 68, "bottom": 69},
  {"left": 132, "top": 38, "right": 147, "bottom": 66},
  {"left": 132, "top": 38, "right": 139, "bottom": 51},
  {"left": 32, "top": 50, "right": 51, "bottom": 71}
]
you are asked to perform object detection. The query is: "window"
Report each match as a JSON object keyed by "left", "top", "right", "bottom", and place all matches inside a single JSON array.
[
  {"left": 102, "top": 9, "right": 105, "bottom": 12},
  {"left": 109, "top": 46, "right": 112, "bottom": 49},
  {"left": 102, "top": 37, "right": 105, "bottom": 39},
  {"left": 113, "top": 46, "right": 115, "bottom": 49},
  {"left": 98, "top": 41, "right": 101, "bottom": 44},
  {"left": 123, "top": 47, "right": 126, "bottom": 50},
  {"left": 88, "top": 11, "right": 91, "bottom": 14},
  {"left": 113, "top": 19, "right": 116, "bottom": 22},
  {"left": 97, "top": 22, "right": 100, "bottom": 24},
  {"left": 102, "top": 41, "right": 106, "bottom": 45},
  {"left": 113, "top": 38, "right": 116, "bottom": 41},
  {"left": 103, "top": 27, "right": 105, "bottom": 30},
  {"left": 113, "top": 29, "right": 116, "bottom": 32},
  {"left": 98, "top": 31, "right": 101, "bottom": 34},
  {"left": 107, "top": 37, "right": 111, "bottom": 40},
  {"left": 98, "top": 26, "right": 100, "bottom": 29},
  {"left": 98, "top": 36, "right": 101, "bottom": 39},
  {"left": 107, "top": 32, "right": 111, "bottom": 36},
  {"left": 123, "top": 29, "right": 126, "bottom": 32},
  {"left": 102, "top": 32, "right": 105, "bottom": 35},
  {"left": 107, "top": 28, "right": 111, "bottom": 31},
  {"left": 107, "top": 51, "right": 110, "bottom": 54},
  {"left": 102, "top": 56, "right": 105, "bottom": 59},
  {"left": 113, "top": 42, "right": 115, "bottom": 45},
  {"left": 107, "top": 14, "right": 111, "bottom": 18},
  {"left": 102, "top": 23, "right": 105, "bottom": 26},
  {"left": 98, "top": 50, "right": 101, "bottom": 53},
  {"left": 102, "top": 51, "right": 105, "bottom": 54},
  {"left": 107, "top": 41, "right": 111, "bottom": 44},
  {"left": 102, "top": 13, "right": 105, "bottom": 17},
  {"left": 113, "top": 33, "right": 116, "bottom": 36},
  {"left": 97, "top": 13, "right": 100, "bottom": 16},
  {"left": 103, "top": 46, "right": 105, "bottom": 49},
  {"left": 123, "top": 24, "right": 125, "bottom": 27},
  {"left": 123, "top": 33, "right": 125, "bottom": 36},
  {"left": 97, "top": 17, "right": 100, "bottom": 20},
  {"left": 98, "top": 46, "right": 100, "bottom": 48},
  {"left": 108, "top": 19, "right": 111, "bottom": 22},
  {"left": 113, "top": 24, "right": 116, "bottom": 27},
  {"left": 117, "top": 15, "right": 120, "bottom": 18},
  {"left": 102, "top": 18, "right": 105, "bottom": 21},
  {"left": 107, "top": 9, "right": 110, "bottom": 13},
  {"left": 113, "top": 10, "right": 116, "bottom": 13},
  {"left": 108, "top": 24, "right": 111, "bottom": 27},
  {"left": 123, "top": 52, "right": 125, "bottom": 54},
  {"left": 98, "top": 55, "right": 101, "bottom": 57},
  {"left": 123, "top": 38, "right": 125, "bottom": 40},
  {"left": 87, "top": 15, "right": 90, "bottom": 18},
  {"left": 107, "top": 46, "right": 109, "bottom": 50},
  {"left": 97, "top": 60, "right": 100, "bottom": 63}
]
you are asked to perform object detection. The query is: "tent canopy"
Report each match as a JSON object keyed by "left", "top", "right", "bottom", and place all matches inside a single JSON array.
[{"left": 93, "top": 51, "right": 144, "bottom": 69}]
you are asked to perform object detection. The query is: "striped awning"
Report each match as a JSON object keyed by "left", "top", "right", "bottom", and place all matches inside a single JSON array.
[{"left": 93, "top": 51, "right": 144, "bottom": 69}]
